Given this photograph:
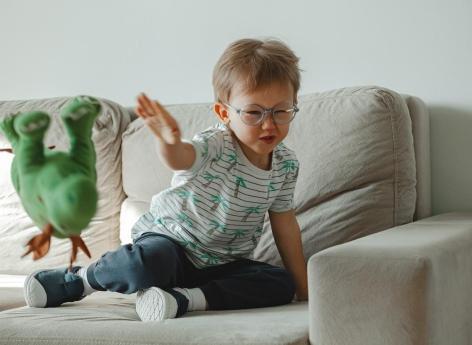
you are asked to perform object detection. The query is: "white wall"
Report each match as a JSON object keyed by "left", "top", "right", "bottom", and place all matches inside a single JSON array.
[{"left": 1, "top": 0, "right": 471, "bottom": 215}]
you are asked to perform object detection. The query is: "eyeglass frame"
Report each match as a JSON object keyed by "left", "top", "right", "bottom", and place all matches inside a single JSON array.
[{"left": 223, "top": 102, "right": 299, "bottom": 126}]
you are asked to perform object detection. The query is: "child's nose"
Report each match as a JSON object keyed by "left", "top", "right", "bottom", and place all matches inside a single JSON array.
[{"left": 261, "top": 113, "right": 276, "bottom": 129}]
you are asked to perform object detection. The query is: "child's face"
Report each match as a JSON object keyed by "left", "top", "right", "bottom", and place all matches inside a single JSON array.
[{"left": 214, "top": 80, "right": 296, "bottom": 168}]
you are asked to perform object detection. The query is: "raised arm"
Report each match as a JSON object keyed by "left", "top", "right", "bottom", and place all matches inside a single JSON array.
[{"left": 136, "top": 93, "right": 196, "bottom": 171}]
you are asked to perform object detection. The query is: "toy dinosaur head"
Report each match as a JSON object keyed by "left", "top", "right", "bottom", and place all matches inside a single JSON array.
[{"left": 45, "top": 175, "right": 98, "bottom": 238}]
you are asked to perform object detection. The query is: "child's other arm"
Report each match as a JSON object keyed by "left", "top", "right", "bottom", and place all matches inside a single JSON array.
[
  {"left": 136, "top": 93, "right": 196, "bottom": 170},
  {"left": 268, "top": 209, "right": 308, "bottom": 301}
]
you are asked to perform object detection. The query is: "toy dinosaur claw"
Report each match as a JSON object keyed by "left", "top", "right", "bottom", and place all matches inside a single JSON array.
[
  {"left": 68, "top": 235, "right": 91, "bottom": 271},
  {"left": 22, "top": 224, "right": 54, "bottom": 260}
]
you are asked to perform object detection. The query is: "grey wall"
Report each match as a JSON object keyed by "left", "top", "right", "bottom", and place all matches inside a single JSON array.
[{"left": 1, "top": 0, "right": 471, "bottom": 214}]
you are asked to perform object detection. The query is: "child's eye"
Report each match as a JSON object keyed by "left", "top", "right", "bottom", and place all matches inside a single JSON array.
[
  {"left": 274, "top": 110, "right": 289, "bottom": 115},
  {"left": 245, "top": 110, "right": 263, "bottom": 116}
]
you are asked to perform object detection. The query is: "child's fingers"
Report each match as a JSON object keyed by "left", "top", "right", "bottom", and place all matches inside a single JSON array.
[
  {"left": 136, "top": 93, "right": 178, "bottom": 135},
  {"left": 140, "top": 95, "right": 168, "bottom": 125},
  {"left": 149, "top": 100, "right": 167, "bottom": 120},
  {"left": 137, "top": 93, "right": 156, "bottom": 117},
  {"left": 136, "top": 94, "right": 150, "bottom": 117},
  {"left": 135, "top": 105, "right": 147, "bottom": 118},
  {"left": 137, "top": 93, "right": 159, "bottom": 117},
  {"left": 135, "top": 102, "right": 152, "bottom": 118},
  {"left": 149, "top": 99, "right": 176, "bottom": 127},
  {"left": 149, "top": 97, "right": 164, "bottom": 112}
]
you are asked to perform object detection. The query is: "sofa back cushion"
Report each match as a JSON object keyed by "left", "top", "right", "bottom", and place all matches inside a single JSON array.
[
  {"left": 121, "top": 86, "right": 416, "bottom": 267},
  {"left": 0, "top": 97, "right": 131, "bottom": 274}
]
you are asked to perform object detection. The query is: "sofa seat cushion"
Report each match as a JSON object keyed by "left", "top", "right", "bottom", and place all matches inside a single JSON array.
[
  {"left": 0, "top": 97, "right": 132, "bottom": 274},
  {"left": 0, "top": 292, "right": 308, "bottom": 345},
  {"left": 0, "top": 275, "right": 25, "bottom": 311}
]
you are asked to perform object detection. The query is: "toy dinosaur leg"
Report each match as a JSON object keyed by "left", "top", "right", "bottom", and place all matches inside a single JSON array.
[
  {"left": 22, "top": 223, "right": 53, "bottom": 260},
  {"left": 61, "top": 96, "right": 101, "bottom": 181},
  {"left": 0, "top": 114, "right": 20, "bottom": 151},
  {"left": 69, "top": 235, "right": 91, "bottom": 271},
  {"left": 13, "top": 111, "right": 50, "bottom": 173}
]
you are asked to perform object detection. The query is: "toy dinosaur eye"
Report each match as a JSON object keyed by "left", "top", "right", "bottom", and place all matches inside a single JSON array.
[{"left": 37, "top": 196, "right": 43, "bottom": 203}]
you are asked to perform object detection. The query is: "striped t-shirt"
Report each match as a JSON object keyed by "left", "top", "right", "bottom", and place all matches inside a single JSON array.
[{"left": 131, "top": 123, "right": 299, "bottom": 268}]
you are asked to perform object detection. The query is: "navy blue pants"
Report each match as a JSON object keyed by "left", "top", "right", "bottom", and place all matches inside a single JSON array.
[{"left": 86, "top": 233, "right": 295, "bottom": 310}]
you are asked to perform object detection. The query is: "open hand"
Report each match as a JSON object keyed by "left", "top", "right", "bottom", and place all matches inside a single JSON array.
[{"left": 135, "top": 93, "right": 181, "bottom": 145}]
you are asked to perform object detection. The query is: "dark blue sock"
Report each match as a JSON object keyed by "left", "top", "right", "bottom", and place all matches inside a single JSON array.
[{"left": 164, "top": 288, "right": 189, "bottom": 317}]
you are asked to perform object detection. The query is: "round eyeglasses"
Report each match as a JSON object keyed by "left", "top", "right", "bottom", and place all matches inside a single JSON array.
[{"left": 224, "top": 103, "right": 299, "bottom": 126}]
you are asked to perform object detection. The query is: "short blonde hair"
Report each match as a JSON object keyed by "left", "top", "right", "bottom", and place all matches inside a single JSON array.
[{"left": 212, "top": 38, "right": 301, "bottom": 103}]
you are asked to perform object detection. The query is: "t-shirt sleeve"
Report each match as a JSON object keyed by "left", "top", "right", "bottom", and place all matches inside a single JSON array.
[
  {"left": 176, "top": 126, "right": 224, "bottom": 176},
  {"left": 269, "top": 153, "right": 300, "bottom": 213}
]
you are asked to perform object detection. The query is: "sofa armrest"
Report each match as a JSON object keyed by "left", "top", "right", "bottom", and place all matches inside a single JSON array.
[{"left": 307, "top": 212, "right": 472, "bottom": 345}]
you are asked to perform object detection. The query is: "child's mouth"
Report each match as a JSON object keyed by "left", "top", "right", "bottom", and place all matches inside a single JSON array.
[{"left": 259, "top": 135, "right": 275, "bottom": 144}]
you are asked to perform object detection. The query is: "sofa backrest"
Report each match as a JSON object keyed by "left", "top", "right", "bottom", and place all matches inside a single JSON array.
[
  {"left": 0, "top": 86, "right": 431, "bottom": 273},
  {"left": 401, "top": 95, "right": 431, "bottom": 220},
  {"left": 121, "top": 86, "right": 430, "bottom": 267}
]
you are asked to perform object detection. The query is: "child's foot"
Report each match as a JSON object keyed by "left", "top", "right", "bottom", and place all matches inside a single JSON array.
[
  {"left": 136, "top": 287, "right": 189, "bottom": 321},
  {"left": 23, "top": 267, "right": 85, "bottom": 308}
]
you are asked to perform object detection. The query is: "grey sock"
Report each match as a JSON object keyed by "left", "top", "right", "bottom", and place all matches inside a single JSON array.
[{"left": 173, "top": 287, "right": 207, "bottom": 311}]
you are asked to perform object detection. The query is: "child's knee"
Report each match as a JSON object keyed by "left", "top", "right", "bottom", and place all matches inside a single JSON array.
[
  {"left": 266, "top": 267, "right": 296, "bottom": 303},
  {"left": 110, "top": 238, "right": 180, "bottom": 290},
  {"left": 91, "top": 235, "right": 182, "bottom": 293}
]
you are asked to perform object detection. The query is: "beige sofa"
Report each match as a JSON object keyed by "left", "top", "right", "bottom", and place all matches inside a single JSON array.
[{"left": 0, "top": 86, "right": 471, "bottom": 345}]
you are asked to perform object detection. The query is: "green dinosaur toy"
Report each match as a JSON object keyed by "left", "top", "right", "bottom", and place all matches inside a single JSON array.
[{"left": 0, "top": 96, "right": 101, "bottom": 270}]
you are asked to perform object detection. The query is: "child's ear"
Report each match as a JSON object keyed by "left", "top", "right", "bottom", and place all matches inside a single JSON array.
[{"left": 213, "top": 103, "right": 230, "bottom": 125}]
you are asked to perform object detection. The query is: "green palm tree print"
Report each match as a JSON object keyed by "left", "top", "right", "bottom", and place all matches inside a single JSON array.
[
  {"left": 207, "top": 219, "right": 226, "bottom": 235},
  {"left": 176, "top": 189, "right": 191, "bottom": 211},
  {"left": 177, "top": 235, "right": 197, "bottom": 250},
  {"left": 223, "top": 246, "right": 234, "bottom": 255},
  {"left": 178, "top": 212, "right": 193, "bottom": 228},
  {"left": 199, "top": 252, "right": 220, "bottom": 265},
  {"left": 210, "top": 194, "right": 229, "bottom": 211},
  {"left": 154, "top": 217, "right": 166, "bottom": 226},
  {"left": 202, "top": 171, "right": 221, "bottom": 188},
  {"left": 241, "top": 205, "right": 262, "bottom": 222},
  {"left": 228, "top": 229, "right": 248, "bottom": 244},
  {"left": 226, "top": 153, "right": 237, "bottom": 171},
  {"left": 281, "top": 160, "right": 297, "bottom": 173},
  {"left": 268, "top": 182, "right": 276, "bottom": 193},
  {"left": 234, "top": 176, "right": 247, "bottom": 197},
  {"left": 175, "top": 189, "right": 201, "bottom": 211},
  {"left": 201, "top": 141, "right": 209, "bottom": 157}
]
